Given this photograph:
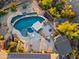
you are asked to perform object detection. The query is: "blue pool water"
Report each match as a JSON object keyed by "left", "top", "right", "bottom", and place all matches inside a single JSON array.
[
  {"left": 11, "top": 15, "right": 24, "bottom": 23},
  {"left": 13, "top": 16, "right": 45, "bottom": 36}
]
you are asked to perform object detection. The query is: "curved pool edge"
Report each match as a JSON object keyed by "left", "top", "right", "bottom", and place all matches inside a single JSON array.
[
  {"left": 7, "top": 12, "right": 22, "bottom": 31},
  {"left": 12, "top": 15, "right": 47, "bottom": 26},
  {"left": 7, "top": 12, "right": 27, "bottom": 42},
  {"left": 7, "top": 13, "right": 48, "bottom": 43}
]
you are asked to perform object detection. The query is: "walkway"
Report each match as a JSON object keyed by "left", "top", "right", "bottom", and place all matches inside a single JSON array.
[{"left": 32, "top": 0, "right": 45, "bottom": 15}]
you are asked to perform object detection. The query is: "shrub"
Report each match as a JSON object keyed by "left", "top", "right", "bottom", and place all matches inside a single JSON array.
[
  {"left": 10, "top": 2, "right": 17, "bottom": 12},
  {"left": 39, "top": 0, "right": 52, "bottom": 10},
  {"left": 48, "top": 7, "right": 61, "bottom": 18},
  {"left": 60, "top": 5, "right": 76, "bottom": 18},
  {"left": 56, "top": 21, "right": 79, "bottom": 39},
  {"left": 0, "top": 10, "right": 8, "bottom": 17}
]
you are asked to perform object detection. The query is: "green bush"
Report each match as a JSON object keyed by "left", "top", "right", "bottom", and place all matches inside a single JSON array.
[
  {"left": 48, "top": 7, "right": 61, "bottom": 18},
  {"left": 0, "top": 10, "right": 8, "bottom": 17},
  {"left": 39, "top": 0, "right": 52, "bottom": 10},
  {"left": 10, "top": 3, "right": 17, "bottom": 12},
  {"left": 55, "top": 1, "right": 63, "bottom": 11}
]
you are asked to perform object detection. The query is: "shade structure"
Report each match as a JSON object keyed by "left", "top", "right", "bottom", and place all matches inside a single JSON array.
[{"left": 32, "top": 21, "right": 43, "bottom": 31}]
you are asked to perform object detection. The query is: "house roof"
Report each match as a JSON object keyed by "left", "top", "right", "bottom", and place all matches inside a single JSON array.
[{"left": 54, "top": 35, "right": 72, "bottom": 56}]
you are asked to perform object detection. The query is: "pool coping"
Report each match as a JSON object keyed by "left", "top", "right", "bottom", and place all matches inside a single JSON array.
[{"left": 7, "top": 12, "right": 48, "bottom": 43}]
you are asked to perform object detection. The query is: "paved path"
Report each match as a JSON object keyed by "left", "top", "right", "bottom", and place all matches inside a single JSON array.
[{"left": 32, "top": 0, "right": 45, "bottom": 15}]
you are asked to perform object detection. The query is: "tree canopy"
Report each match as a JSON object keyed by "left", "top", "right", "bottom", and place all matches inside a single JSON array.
[
  {"left": 10, "top": 2, "right": 17, "bottom": 11},
  {"left": 48, "top": 7, "right": 61, "bottom": 18},
  {"left": 39, "top": 0, "right": 52, "bottom": 10},
  {"left": 56, "top": 21, "right": 79, "bottom": 39},
  {"left": 61, "top": 5, "right": 76, "bottom": 18}
]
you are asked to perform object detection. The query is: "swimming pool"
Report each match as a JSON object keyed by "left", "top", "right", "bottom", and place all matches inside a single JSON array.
[
  {"left": 12, "top": 15, "right": 45, "bottom": 36},
  {"left": 11, "top": 15, "right": 24, "bottom": 23}
]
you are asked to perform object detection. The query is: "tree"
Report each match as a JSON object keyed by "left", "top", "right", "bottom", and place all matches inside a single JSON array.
[
  {"left": 16, "top": 41, "right": 25, "bottom": 53},
  {"left": 69, "top": 48, "right": 79, "bottom": 59},
  {"left": 55, "top": 1, "right": 63, "bottom": 11},
  {"left": 61, "top": 5, "right": 76, "bottom": 18},
  {"left": 0, "top": 10, "right": 8, "bottom": 17},
  {"left": 39, "top": 0, "right": 52, "bottom": 10},
  {"left": 48, "top": 7, "right": 61, "bottom": 18},
  {"left": 8, "top": 41, "right": 17, "bottom": 52},
  {"left": 0, "top": 35, "right": 4, "bottom": 40},
  {"left": 59, "top": 0, "right": 68, "bottom": 3},
  {"left": 10, "top": 2, "right": 17, "bottom": 12},
  {"left": 56, "top": 21, "right": 79, "bottom": 39}
]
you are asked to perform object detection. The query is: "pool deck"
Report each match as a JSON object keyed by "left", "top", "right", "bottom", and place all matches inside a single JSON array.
[
  {"left": 0, "top": 0, "right": 59, "bottom": 59},
  {"left": 7, "top": 13, "right": 56, "bottom": 52}
]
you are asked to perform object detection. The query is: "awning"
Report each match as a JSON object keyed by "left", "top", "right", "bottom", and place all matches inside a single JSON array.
[{"left": 32, "top": 21, "right": 43, "bottom": 31}]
